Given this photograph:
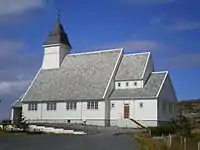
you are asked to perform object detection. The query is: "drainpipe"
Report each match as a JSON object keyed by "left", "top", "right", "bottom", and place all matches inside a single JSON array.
[
  {"left": 81, "top": 100, "right": 83, "bottom": 122},
  {"left": 11, "top": 109, "right": 14, "bottom": 124},
  {"left": 40, "top": 103, "right": 43, "bottom": 120}
]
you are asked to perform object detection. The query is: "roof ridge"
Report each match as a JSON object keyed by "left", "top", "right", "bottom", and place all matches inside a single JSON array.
[
  {"left": 152, "top": 71, "right": 168, "bottom": 74},
  {"left": 124, "top": 52, "right": 150, "bottom": 56},
  {"left": 68, "top": 48, "right": 123, "bottom": 56}
]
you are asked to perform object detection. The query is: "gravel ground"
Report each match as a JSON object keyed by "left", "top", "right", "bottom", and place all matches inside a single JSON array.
[{"left": 0, "top": 133, "right": 139, "bottom": 150}]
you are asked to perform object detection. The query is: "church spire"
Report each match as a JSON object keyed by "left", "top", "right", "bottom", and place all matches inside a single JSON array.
[{"left": 43, "top": 9, "right": 72, "bottom": 49}]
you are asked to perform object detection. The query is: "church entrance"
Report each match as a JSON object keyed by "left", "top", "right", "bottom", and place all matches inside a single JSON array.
[{"left": 124, "top": 104, "right": 130, "bottom": 118}]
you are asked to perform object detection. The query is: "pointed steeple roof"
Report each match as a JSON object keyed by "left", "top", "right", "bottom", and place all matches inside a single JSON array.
[{"left": 44, "top": 21, "right": 72, "bottom": 49}]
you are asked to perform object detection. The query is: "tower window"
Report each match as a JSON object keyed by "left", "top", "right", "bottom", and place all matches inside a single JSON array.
[
  {"left": 126, "top": 82, "right": 129, "bottom": 86},
  {"left": 134, "top": 82, "right": 137, "bottom": 86},
  {"left": 118, "top": 83, "right": 121, "bottom": 87}
]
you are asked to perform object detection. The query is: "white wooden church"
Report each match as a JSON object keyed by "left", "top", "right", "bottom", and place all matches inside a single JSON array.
[{"left": 11, "top": 20, "right": 177, "bottom": 128}]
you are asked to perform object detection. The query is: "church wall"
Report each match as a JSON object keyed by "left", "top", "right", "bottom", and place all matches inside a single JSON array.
[
  {"left": 110, "top": 99, "right": 158, "bottom": 127},
  {"left": 23, "top": 103, "right": 42, "bottom": 120},
  {"left": 110, "top": 100, "right": 134, "bottom": 120},
  {"left": 22, "top": 101, "right": 106, "bottom": 126},
  {"left": 134, "top": 99, "right": 158, "bottom": 121},
  {"left": 157, "top": 75, "right": 177, "bottom": 122}
]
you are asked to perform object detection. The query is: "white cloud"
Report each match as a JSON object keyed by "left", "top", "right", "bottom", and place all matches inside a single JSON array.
[
  {"left": 0, "top": 0, "right": 45, "bottom": 15},
  {"left": 89, "top": 40, "right": 168, "bottom": 53},
  {"left": 0, "top": 80, "right": 29, "bottom": 95},
  {"left": 120, "top": 0, "right": 175, "bottom": 5},
  {"left": 0, "top": 40, "right": 24, "bottom": 57},
  {"left": 165, "top": 21, "right": 200, "bottom": 31},
  {"left": 0, "top": 39, "right": 41, "bottom": 97},
  {"left": 149, "top": 18, "right": 161, "bottom": 24},
  {"left": 160, "top": 53, "right": 200, "bottom": 68}
]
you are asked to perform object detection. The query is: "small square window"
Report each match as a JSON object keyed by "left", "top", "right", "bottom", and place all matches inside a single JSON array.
[
  {"left": 134, "top": 82, "right": 137, "bottom": 86},
  {"left": 111, "top": 103, "right": 115, "bottom": 108},
  {"left": 126, "top": 82, "right": 129, "bottom": 86},
  {"left": 118, "top": 83, "right": 121, "bottom": 87},
  {"left": 139, "top": 103, "right": 143, "bottom": 108}
]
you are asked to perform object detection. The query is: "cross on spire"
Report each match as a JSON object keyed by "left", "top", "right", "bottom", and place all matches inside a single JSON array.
[
  {"left": 57, "top": 8, "right": 61, "bottom": 22},
  {"left": 53, "top": 0, "right": 61, "bottom": 22}
]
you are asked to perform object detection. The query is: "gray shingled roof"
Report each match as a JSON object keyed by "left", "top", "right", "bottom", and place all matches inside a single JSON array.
[
  {"left": 115, "top": 53, "right": 149, "bottom": 80},
  {"left": 44, "top": 21, "right": 72, "bottom": 48},
  {"left": 22, "top": 49, "right": 122, "bottom": 102},
  {"left": 11, "top": 97, "right": 23, "bottom": 108},
  {"left": 110, "top": 72, "right": 167, "bottom": 100}
]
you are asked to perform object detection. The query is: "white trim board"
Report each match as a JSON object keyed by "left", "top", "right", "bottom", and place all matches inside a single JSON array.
[
  {"left": 156, "top": 71, "right": 168, "bottom": 97},
  {"left": 103, "top": 48, "right": 124, "bottom": 99},
  {"left": 141, "top": 52, "right": 151, "bottom": 79},
  {"left": 21, "top": 68, "right": 42, "bottom": 102}
]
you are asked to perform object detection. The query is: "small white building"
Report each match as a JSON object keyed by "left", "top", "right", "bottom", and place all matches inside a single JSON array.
[{"left": 11, "top": 21, "right": 177, "bottom": 128}]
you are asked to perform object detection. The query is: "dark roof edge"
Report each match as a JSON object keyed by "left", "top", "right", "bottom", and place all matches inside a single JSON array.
[
  {"left": 154, "top": 71, "right": 169, "bottom": 97},
  {"left": 22, "top": 98, "right": 105, "bottom": 103}
]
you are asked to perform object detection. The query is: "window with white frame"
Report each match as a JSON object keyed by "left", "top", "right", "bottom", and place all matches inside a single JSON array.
[
  {"left": 139, "top": 102, "right": 143, "bottom": 108},
  {"left": 87, "top": 101, "right": 98, "bottom": 110},
  {"left": 46, "top": 102, "right": 57, "bottom": 110},
  {"left": 134, "top": 82, "right": 137, "bottom": 86},
  {"left": 126, "top": 82, "right": 129, "bottom": 86},
  {"left": 28, "top": 103, "right": 37, "bottom": 111},
  {"left": 66, "top": 102, "right": 77, "bottom": 110}
]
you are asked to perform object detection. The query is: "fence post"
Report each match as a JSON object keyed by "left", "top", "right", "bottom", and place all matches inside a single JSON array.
[
  {"left": 168, "top": 133, "right": 172, "bottom": 147},
  {"left": 180, "top": 136, "right": 183, "bottom": 150},
  {"left": 184, "top": 137, "right": 186, "bottom": 150},
  {"left": 198, "top": 141, "right": 200, "bottom": 150}
]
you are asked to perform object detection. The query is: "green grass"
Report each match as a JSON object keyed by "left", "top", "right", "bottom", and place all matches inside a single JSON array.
[
  {"left": 132, "top": 132, "right": 200, "bottom": 150},
  {"left": 0, "top": 130, "right": 28, "bottom": 136}
]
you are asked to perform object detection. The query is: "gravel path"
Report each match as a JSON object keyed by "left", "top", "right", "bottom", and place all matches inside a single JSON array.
[{"left": 0, "top": 134, "right": 139, "bottom": 150}]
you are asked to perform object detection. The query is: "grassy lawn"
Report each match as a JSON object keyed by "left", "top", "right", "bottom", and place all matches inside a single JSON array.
[
  {"left": 132, "top": 132, "right": 200, "bottom": 150},
  {"left": 0, "top": 130, "right": 28, "bottom": 136}
]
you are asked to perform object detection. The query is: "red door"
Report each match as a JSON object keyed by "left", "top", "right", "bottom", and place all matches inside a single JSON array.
[{"left": 124, "top": 105, "right": 130, "bottom": 118}]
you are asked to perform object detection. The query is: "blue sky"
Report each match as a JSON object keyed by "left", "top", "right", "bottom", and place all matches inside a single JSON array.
[{"left": 0, "top": 0, "right": 200, "bottom": 119}]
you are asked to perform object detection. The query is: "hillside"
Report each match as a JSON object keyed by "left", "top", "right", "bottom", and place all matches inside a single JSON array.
[{"left": 178, "top": 99, "right": 200, "bottom": 126}]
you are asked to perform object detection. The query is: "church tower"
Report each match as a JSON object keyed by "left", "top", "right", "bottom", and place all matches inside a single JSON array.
[{"left": 42, "top": 20, "right": 72, "bottom": 70}]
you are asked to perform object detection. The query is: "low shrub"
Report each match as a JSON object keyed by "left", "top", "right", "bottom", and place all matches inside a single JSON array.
[
  {"left": 148, "top": 124, "right": 175, "bottom": 136},
  {"left": 1, "top": 120, "right": 12, "bottom": 129}
]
